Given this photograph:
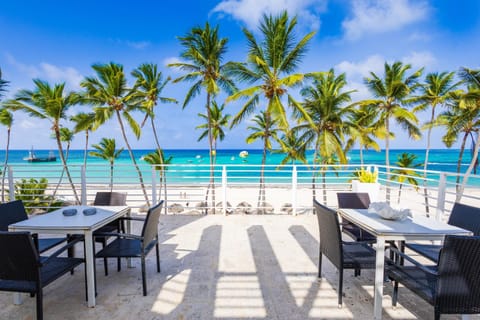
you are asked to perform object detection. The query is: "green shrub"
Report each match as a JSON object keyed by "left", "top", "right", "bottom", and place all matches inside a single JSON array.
[
  {"left": 353, "top": 167, "right": 378, "bottom": 183},
  {"left": 14, "top": 178, "right": 64, "bottom": 214}
]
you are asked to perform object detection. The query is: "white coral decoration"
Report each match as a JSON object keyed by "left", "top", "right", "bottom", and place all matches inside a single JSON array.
[{"left": 368, "top": 202, "right": 411, "bottom": 221}]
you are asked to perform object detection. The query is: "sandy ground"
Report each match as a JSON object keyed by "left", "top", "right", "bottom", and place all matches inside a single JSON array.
[{"left": 1, "top": 214, "right": 478, "bottom": 320}]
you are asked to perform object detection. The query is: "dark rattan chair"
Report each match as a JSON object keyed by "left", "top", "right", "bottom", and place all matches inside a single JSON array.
[
  {"left": 95, "top": 201, "right": 163, "bottom": 296},
  {"left": 314, "top": 200, "right": 376, "bottom": 307},
  {"left": 336, "top": 192, "right": 376, "bottom": 243},
  {"left": 404, "top": 202, "right": 480, "bottom": 262},
  {"left": 387, "top": 235, "right": 480, "bottom": 320},
  {"left": 0, "top": 231, "right": 84, "bottom": 320},
  {"left": 92, "top": 192, "right": 127, "bottom": 275},
  {"left": 0, "top": 200, "right": 67, "bottom": 253}
]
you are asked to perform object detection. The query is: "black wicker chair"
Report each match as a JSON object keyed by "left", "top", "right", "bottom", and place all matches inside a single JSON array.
[
  {"left": 95, "top": 201, "right": 163, "bottom": 296},
  {"left": 404, "top": 202, "right": 480, "bottom": 262},
  {"left": 0, "top": 200, "right": 67, "bottom": 252},
  {"left": 92, "top": 192, "right": 128, "bottom": 275},
  {"left": 336, "top": 192, "right": 376, "bottom": 243},
  {"left": 387, "top": 235, "right": 480, "bottom": 320},
  {"left": 0, "top": 231, "right": 84, "bottom": 320},
  {"left": 314, "top": 200, "right": 376, "bottom": 307}
]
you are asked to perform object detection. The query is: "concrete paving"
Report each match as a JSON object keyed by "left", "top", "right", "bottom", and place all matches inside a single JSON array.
[{"left": 0, "top": 214, "right": 478, "bottom": 320}]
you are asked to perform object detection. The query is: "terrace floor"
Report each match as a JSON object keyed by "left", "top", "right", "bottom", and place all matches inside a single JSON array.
[{"left": 1, "top": 214, "right": 478, "bottom": 320}]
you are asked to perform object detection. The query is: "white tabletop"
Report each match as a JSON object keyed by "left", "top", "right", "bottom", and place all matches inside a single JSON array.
[
  {"left": 340, "top": 208, "right": 471, "bottom": 238},
  {"left": 9, "top": 205, "right": 129, "bottom": 232}
]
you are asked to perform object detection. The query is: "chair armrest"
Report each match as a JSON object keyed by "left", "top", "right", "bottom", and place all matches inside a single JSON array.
[
  {"left": 118, "top": 216, "right": 145, "bottom": 222},
  {"left": 94, "top": 232, "right": 143, "bottom": 241},
  {"left": 40, "top": 237, "right": 84, "bottom": 265},
  {"left": 389, "top": 246, "right": 438, "bottom": 276}
]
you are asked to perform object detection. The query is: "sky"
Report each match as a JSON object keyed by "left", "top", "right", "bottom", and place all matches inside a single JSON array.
[{"left": 0, "top": 0, "right": 479, "bottom": 150}]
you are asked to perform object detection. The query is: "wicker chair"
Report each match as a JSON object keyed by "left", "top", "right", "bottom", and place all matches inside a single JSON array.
[
  {"left": 336, "top": 192, "right": 376, "bottom": 243},
  {"left": 0, "top": 200, "right": 67, "bottom": 252},
  {"left": 387, "top": 235, "right": 480, "bottom": 320},
  {"left": 92, "top": 192, "right": 127, "bottom": 275},
  {"left": 314, "top": 200, "right": 376, "bottom": 307},
  {"left": 404, "top": 202, "right": 480, "bottom": 262},
  {"left": 0, "top": 231, "right": 84, "bottom": 320},
  {"left": 95, "top": 201, "right": 163, "bottom": 296}
]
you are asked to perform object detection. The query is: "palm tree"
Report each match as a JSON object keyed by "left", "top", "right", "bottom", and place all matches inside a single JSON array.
[
  {"left": 391, "top": 152, "right": 422, "bottom": 203},
  {"left": 50, "top": 127, "right": 74, "bottom": 200},
  {"left": 0, "top": 68, "right": 8, "bottom": 100},
  {"left": 132, "top": 63, "right": 177, "bottom": 207},
  {"left": 196, "top": 100, "right": 231, "bottom": 164},
  {"left": 0, "top": 108, "right": 13, "bottom": 202},
  {"left": 89, "top": 138, "right": 124, "bottom": 192},
  {"left": 169, "top": 22, "right": 236, "bottom": 214},
  {"left": 275, "top": 130, "right": 308, "bottom": 166},
  {"left": 363, "top": 61, "right": 423, "bottom": 202},
  {"left": 3, "top": 80, "right": 80, "bottom": 203},
  {"left": 412, "top": 71, "right": 459, "bottom": 214},
  {"left": 81, "top": 62, "right": 150, "bottom": 206},
  {"left": 71, "top": 112, "right": 97, "bottom": 168},
  {"left": 246, "top": 111, "right": 280, "bottom": 212},
  {"left": 296, "top": 70, "right": 356, "bottom": 199},
  {"left": 346, "top": 104, "right": 384, "bottom": 166},
  {"left": 143, "top": 148, "right": 173, "bottom": 211}
]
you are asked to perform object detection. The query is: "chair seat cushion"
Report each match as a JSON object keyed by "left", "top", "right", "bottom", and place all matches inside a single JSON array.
[
  {"left": 405, "top": 243, "right": 441, "bottom": 263},
  {"left": 342, "top": 243, "right": 376, "bottom": 269},
  {"left": 386, "top": 262, "right": 437, "bottom": 304},
  {"left": 96, "top": 238, "right": 143, "bottom": 258},
  {"left": 342, "top": 222, "right": 376, "bottom": 242}
]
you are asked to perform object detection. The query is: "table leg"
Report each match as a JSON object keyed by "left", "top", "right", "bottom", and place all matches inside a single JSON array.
[
  {"left": 13, "top": 293, "right": 22, "bottom": 305},
  {"left": 126, "top": 209, "right": 133, "bottom": 268},
  {"left": 84, "top": 230, "right": 96, "bottom": 307},
  {"left": 374, "top": 237, "right": 385, "bottom": 320}
]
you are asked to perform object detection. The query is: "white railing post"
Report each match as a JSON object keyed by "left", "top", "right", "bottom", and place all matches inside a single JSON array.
[
  {"left": 81, "top": 165, "right": 87, "bottom": 205},
  {"left": 7, "top": 166, "right": 15, "bottom": 201},
  {"left": 292, "top": 165, "right": 297, "bottom": 216},
  {"left": 222, "top": 165, "right": 227, "bottom": 215},
  {"left": 436, "top": 173, "right": 447, "bottom": 221},
  {"left": 151, "top": 167, "right": 157, "bottom": 207}
]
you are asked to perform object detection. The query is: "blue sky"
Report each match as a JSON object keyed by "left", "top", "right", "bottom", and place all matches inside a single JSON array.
[{"left": 0, "top": 0, "right": 479, "bottom": 150}]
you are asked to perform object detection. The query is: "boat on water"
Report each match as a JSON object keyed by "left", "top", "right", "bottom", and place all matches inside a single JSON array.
[{"left": 23, "top": 149, "right": 57, "bottom": 162}]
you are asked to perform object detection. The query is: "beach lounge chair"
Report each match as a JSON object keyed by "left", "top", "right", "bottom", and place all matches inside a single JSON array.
[
  {"left": 95, "top": 201, "right": 163, "bottom": 296},
  {"left": 404, "top": 202, "right": 480, "bottom": 262},
  {"left": 0, "top": 200, "right": 67, "bottom": 252},
  {"left": 314, "top": 200, "right": 376, "bottom": 307},
  {"left": 387, "top": 235, "right": 480, "bottom": 320},
  {"left": 0, "top": 231, "right": 84, "bottom": 320}
]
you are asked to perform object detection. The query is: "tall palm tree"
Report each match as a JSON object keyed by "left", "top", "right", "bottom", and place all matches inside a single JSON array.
[
  {"left": 3, "top": 80, "right": 80, "bottom": 203},
  {"left": 169, "top": 22, "right": 236, "bottom": 214},
  {"left": 0, "top": 108, "right": 13, "bottom": 202},
  {"left": 412, "top": 71, "right": 459, "bottom": 214},
  {"left": 89, "top": 138, "right": 124, "bottom": 192},
  {"left": 196, "top": 100, "right": 231, "bottom": 164},
  {"left": 143, "top": 148, "right": 172, "bottom": 211},
  {"left": 132, "top": 63, "right": 177, "bottom": 207},
  {"left": 391, "top": 152, "right": 422, "bottom": 204},
  {"left": 81, "top": 62, "right": 150, "bottom": 206},
  {"left": 71, "top": 112, "right": 97, "bottom": 168},
  {"left": 296, "top": 70, "right": 356, "bottom": 199},
  {"left": 363, "top": 61, "right": 423, "bottom": 202},
  {"left": 246, "top": 111, "right": 280, "bottom": 211},
  {"left": 0, "top": 68, "right": 8, "bottom": 100},
  {"left": 275, "top": 130, "right": 308, "bottom": 166}
]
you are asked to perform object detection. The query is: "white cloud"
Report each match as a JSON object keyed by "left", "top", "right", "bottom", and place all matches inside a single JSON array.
[
  {"left": 211, "top": 0, "right": 327, "bottom": 31},
  {"left": 5, "top": 54, "right": 83, "bottom": 89},
  {"left": 342, "top": 0, "right": 429, "bottom": 40},
  {"left": 125, "top": 40, "right": 150, "bottom": 50},
  {"left": 336, "top": 54, "right": 385, "bottom": 79},
  {"left": 19, "top": 119, "right": 41, "bottom": 129},
  {"left": 402, "top": 51, "right": 436, "bottom": 69}
]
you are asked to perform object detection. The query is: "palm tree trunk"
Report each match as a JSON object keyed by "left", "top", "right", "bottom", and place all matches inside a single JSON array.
[
  {"left": 322, "top": 168, "right": 327, "bottom": 205},
  {"left": 457, "top": 131, "right": 480, "bottom": 202},
  {"left": 422, "top": 106, "right": 435, "bottom": 216},
  {"left": 257, "top": 142, "right": 267, "bottom": 214},
  {"left": 205, "top": 93, "right": 215, "bottom": 214},
  {"left": 1, "top": 127, "right": 11, "bottom": 202},
  {"left": 456, "top": 133, "right": 468, "bottom": 193},
  {"left": 83, "top": 130, "right": 89, "bottom": 168},
  {"left": 116, "top": 111, "right": 150, "bottom": 207},
  {"left": 54, "top": 127, "right": 80, "bottom": 204},
  {"left": 151, "top": 117, "right": 167, "bottom": 212},
  {"left": 385, "top": 117, "right": 391, "bottom": 203},
  {"left": 311, "top": 139, "right": 319, "bottom": 200},
  {"left": 51, "top": 143, "right": 71, "bottom": 200},
  {"left": 398, "top": 184, "right": 403, "bottom": 204},
  {"left": 109, "top": 162, "right": 114, "bottom": 192},
  {"left": 359, "top": 145, "right": 364, "bottom": 166}
]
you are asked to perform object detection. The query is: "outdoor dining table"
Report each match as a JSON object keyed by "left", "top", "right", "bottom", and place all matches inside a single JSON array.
[
  {"left": 8, "top": 205, "right": 130, "bottom": 307},
  {"left": 338, "top": 208, "right": 472, "bottom": 320}
]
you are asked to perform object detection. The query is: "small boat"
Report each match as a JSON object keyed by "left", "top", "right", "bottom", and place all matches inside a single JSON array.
[
  {"left": 23, "top": 149, "right": 56, "bottom": 162},
  {"left": 239, "top": 150, "right": 249, "bottom": 158}
]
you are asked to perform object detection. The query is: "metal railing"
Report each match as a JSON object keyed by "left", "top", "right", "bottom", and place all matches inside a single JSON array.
[{"left": 3, "top": 163, "right": 480, "bottom": 219}]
